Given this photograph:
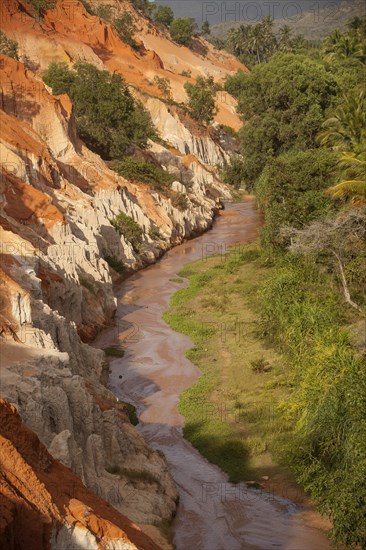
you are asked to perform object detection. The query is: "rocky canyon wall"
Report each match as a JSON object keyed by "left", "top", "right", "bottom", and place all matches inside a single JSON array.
[{"left": 0, "top": 1, "right": 247, "bottom": 547}]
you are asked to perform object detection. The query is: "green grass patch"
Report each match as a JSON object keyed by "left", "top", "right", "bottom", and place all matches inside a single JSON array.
[
  {"left": 163, "top": 246, "right": 292, "bottom": 482},
  {"left": 104, "top": 346, "right": 125, "bottom": 358}
]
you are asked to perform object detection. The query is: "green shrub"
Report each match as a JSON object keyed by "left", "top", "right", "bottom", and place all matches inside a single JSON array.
[
  {"left": 255, "top": 148, "right": 335, "bottom": 250},
  {"left": 171, "top": 192, "right": 189, "bottom": 211},
  {"left": 170, "top": 18, "right": 196, "bottom": 46},
  {"left": 104, "top": 346, "right": 125, "bottom": 358},
  {"left": 43, "top": 61, "right": 156, "bottom": 159},
  {"left": 79, "top": 0, "right": 94, "bottom": 15},
  {"left": 114, "top": 13, "right": 140, "bottom": 50},
  {"left": 153, "top": 76, "right": 172, "bottom": 99},
  {"left": 27, "top": 0, "right": 55, "bottom": 17},
  {"left": 180, "top": 69, "right": 192, "bottom": 77},
  {"left": 110, "top": 212, "right": 143, "bottom": 251},
  {"left": 259, "top": 257, "right": 366, "bottom": 547},
  {"left": 184, "top": 76, "right": 218, "bottom": 124},
  {"left": 125, "top": 403, "right": 139, "bottom": 425},
  {"left": 79, "top": 274, "right": 95, "bottom": 293},
  {"left": 104, "top": 254, "right": 126, "bottom": 274},
  {"left": 221, "top": 156, "right": 246, "bottom": 189},
  {"left": 201, "top": 21, "right": 210, "bottom": 36},
  {"left": 0, "top": 31, "right": 18, "bottom": 60},
  {"left": 131, "top": 0, "right": 154, "bottom": 17},
  {"left": 95, "top": 4, "right": 113, "bottom": 21},
  {"left": 153, "top": 5, "right": 174, "bottom": 26},
  {"left": 115, "top": 158, "right": 174, "bottom": 189},
  {"left": 148, "top": 225, "right": 160, "bottom": 240}
]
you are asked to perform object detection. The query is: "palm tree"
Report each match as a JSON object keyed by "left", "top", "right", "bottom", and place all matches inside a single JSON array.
[
  {"left": 318, "top": 91, "right": 366, "bottom": 153},
  {"left": 324, "top": 32, "right": 364, "bottom": 62},
  {"left": 327, "top": 153, "right": 366, "bottom": 204},
  {"left": 319, "top": 92, "right": 366, "bottom": 204},
  {"left": 278, "top": 25, "right": 293, "bottom": 53}
]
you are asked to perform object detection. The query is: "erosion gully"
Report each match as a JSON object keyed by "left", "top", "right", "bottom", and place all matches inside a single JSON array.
[{"left": 96, "top": 199, "right": 331, "bottom": 550}]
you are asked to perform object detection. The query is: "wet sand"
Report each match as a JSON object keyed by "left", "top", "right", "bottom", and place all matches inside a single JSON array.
[{"left": 96, "top": 200, "right": 332, "bottom": 550}]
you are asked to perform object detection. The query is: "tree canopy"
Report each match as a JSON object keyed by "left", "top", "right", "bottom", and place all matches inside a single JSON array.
[{"left": 43, "top": 61, "right": 156, "bottom": 159}]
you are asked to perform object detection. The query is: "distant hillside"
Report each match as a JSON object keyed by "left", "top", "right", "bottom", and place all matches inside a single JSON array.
[{"left": 211, "top": 0, "right": 366, "bottom": 41}]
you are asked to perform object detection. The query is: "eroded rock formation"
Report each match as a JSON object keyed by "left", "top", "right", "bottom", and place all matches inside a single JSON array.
[{"left": 0, "top": 1, "right": 247, "bottom": 547}]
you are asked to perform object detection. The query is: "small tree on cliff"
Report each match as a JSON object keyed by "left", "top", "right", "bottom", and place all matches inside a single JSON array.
[
  {"left": 170, "top": 18, "right": 196, "bottom": 46},
  {"left": 43, "top": 61, "right": 157, "bottom": 158},
  {"left": 153, "top": 6, "right": 174, "bottom": 27},
  {"left": 184, "top": 76, "right": 218, "bottom": 125},
  {"left": 0, "top": 31, "right": 19, "bottom": 60},
  {"left": 201, "top": 21, "right": 211, "bottom": 36}
]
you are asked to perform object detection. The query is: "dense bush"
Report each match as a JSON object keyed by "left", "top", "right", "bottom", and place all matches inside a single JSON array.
[
  {"left": 115, "top": 158, "right": 174, "bottom": 189},
  {"left": 114, "top": 13, "right": 140, "bottom": 50},
  {"left": 184, "top": 76, "right": 218, "bottom": 125},
  {"left": 170, "top": 18, "right": 196, "bottom": 46},
  {"left": 259, "top": 257, "right": 366, "bottom": 547},
  {"left": 110, "top": 212, "right": 143, "bottom": 251},
  {"left": 153, "top": 5, "right": 174, "bottom": 26},
  {"left": 104, "top": 254, "right": 126, "bottom": 274},
  {"left": 221, "top": 156, "right": 246, "bottom": 189},
  {"left": 232, "top": 53, "right": 338, "bottom": 188},
  {"left": 94, "top": 4, "right": 113, "bottom": 21},
  {"left": 255, "top": 148, "right": 335, "bottom": 249},
  {"left": 43, "top": 61, "right": 156, "bottom": 159},
  {"left": 0, "top": 31, "right": 18, "bottom": 60}
]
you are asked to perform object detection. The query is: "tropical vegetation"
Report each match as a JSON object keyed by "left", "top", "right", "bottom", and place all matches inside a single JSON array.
[{"left": 167, "top": 15, "right": 366, "bottom": 548}]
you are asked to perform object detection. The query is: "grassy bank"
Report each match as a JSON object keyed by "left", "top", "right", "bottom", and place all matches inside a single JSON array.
[
  {"left": 164, "top": 243, "right": 365, "bottom": 545},
  {"left": 163, "top": 246, "right": 294, "bottom": 483}
]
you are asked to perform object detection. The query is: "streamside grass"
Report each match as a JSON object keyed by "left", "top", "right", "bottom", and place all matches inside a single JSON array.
[{"left": 163, "top": 246, "right": 293, "bottom": 482}]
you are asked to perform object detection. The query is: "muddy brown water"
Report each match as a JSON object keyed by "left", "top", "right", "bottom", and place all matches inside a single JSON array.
[{"left": 96, "top": 199, "right": 332, "bottom": 550}]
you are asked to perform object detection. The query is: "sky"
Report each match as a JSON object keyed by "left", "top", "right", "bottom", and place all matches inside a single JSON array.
[{"left": 154, "top": 0, "right": 348, "bottom": 27}]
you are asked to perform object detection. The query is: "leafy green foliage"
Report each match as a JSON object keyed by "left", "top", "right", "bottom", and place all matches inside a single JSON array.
[
  {"left": 259, "top": 257, "right": 366, "bottom": 547},
  {"left": 104, "top": 254, "right": 126, "bottom": 274},
  {"left": 255, "top": 149, "right": 335, "bottom": 250},
  {"left": 79, "top": 0, "right": 94, "bottom": 15},
  {"left": 201, "top": 21, "right": 210, "bottom": 36},
  {"left": 43, "top": 61, "right": 76, "bottom": 95},
  {"left": 115, "top": 158, "right": 174, "bottom": 189},
  {"left": 170, "top": 18, "right": 196, "bottom": 46},
  {"left": 184, "top": 76, "right": 218, "bottom": 125},
  {"left": 0, "top": 31, "right": 19, "bottom": 60},
  {"left": 153, "top": 76, "right": 172, "bottom": 99},
  {"left": 109, "top": 212, "right": 143, "bottom": 252},
  {"left": 229, "top": 53, "right": 338, "bottom": 188},
  {"left": 26, "top": 0, "right": 55, "bottom": 17},
  {"left": 221, "top": 156, "right": 246, "bottom": 189},
  {"left": 131, "top": 0, "right": 154, "bottom": 17},
  {"left": 43, "top": 61, "right": 156, "bottom": 159},
  {"left": 94, "top": 4, "right": 114, "bottom": 21},
  {"left": 153, "top": 5, "right": 174, "bottom": 26}
]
